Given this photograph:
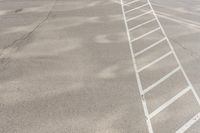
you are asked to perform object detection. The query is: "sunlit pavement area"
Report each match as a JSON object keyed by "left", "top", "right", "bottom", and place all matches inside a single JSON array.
[{"left": 0, "top": 0, "right": 200, "bottom": 132}]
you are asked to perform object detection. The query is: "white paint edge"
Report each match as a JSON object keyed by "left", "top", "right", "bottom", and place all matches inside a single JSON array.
[
  {"left": 176, "top": 112, "right": 200, "bottom": 133},
  {"left": 120, "top": 0, "right": 154, "bottom": 132}
]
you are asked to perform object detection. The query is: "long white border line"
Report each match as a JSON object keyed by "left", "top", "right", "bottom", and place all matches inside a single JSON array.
[
  {"left": 147, "top": 0, "right": 200, "bottom": 106},
  {"left": 121, "top": 0, "right": 200, "bottom": 132},
  {"left": 156, "top": 11, "right": 200, "bottom": 30},
  {"left": 120, "top": 0, "right": 154, "bottom": 133},
  {"left": 147, "top": 0, "right": 200, "bottom": 132},
  {"left": 151, "top": 3, "right": 200, "bottom": 30}
]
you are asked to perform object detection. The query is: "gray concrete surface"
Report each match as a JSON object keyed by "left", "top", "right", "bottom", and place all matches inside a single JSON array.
[{"left": 0, "top": 0, "right": 200, "bottom": 133}]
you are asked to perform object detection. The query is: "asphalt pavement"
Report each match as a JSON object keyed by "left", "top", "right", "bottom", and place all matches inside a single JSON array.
[{"left": 0, "top": 0, "right": 200, "bottom": 133}]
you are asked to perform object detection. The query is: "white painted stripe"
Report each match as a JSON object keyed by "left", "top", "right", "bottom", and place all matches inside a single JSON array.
[
  {"left": 176, "top": 112, "right": 200, "bottom": 133},
  {"left": 151, "top": 3, "right": 200, "bottom": 30},
  {"left": 149, "top": 86, "right": 191, "bottom": 119},
  {"left": 135, "top": 37, "right": 166, "bottom": 57},
  {"left": 137, "top": 51, "right": 172, "bottom": 72},
  {"left": 156, "top": 12, "right": 200, "bottom": 30},
  {"left": 121, "top": 0, "right": 154, "bottom": 133},
  {"left": 143, "top": 67, "right": 180, "bottom": 94},
  {"left": 134, "top": 7, "right": 200, "bottom": 30},
  {"left": 127, "top": 10, "right": 153, "bottom": 22},
  {"left": 146, "top": 0, "right": 200, "bottom": 107},
  {"left": 121, "top": 0, "right": 200, "bottom": 132},
  {"left": 123, "top": 0, "right": 141, "bottom": 6},
  {"left": 125, "top": 3, "right": 149, "bottom": 14},
  {"left": 129, "top": 18, "right": 156, "bottom": 32},
  {"left": 131, "top": 27, "right": 160, "bottom": 42}
]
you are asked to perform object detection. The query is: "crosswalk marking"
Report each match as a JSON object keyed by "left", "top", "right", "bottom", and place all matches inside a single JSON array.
[
  {"left": 120, "top": 0, "right": 200, "bottom": 132},
  {"left": 123, "top": 0, "right": 141, "bottom": 6},
  {"left": 127, "top": 10, "right": 153, "bottom": 22},
  {"left": 137, "top": 51, "right": 172, "bottom": 72},
  {"left": 131, "top": 27, "right": 160, "bottom": 42},
  {"left": 129, "top": 18, "right": 156, "bottom": 32},
  {"left": 143, "top": 67, "right": 180, "bottom": 95},
  {"left": 125, "top": 3, "right": 149, "bottom": 14},
  {"left": 121, "top": 1, "right": 154, "bottom": 132},
  {"left": 149, "top": 86, "right": 191, "bottom": 119},
  {"left": 135, "top": 37, "right": 166, "bottom": 57}
]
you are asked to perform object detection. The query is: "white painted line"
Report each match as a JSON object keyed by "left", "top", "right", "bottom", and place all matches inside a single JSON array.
[
  {"left": 129, "top": 18, "right": 156, "bottom": 32},
  {"left": 121, "top": 0, "right": 200, "bottom": 132},
  {"left": 151, "top": 3, "right": 200, "bottom": 30},
  {"left": 137, "top": 51, "right": 172, "bottom": 72},
  {"left": 149, "top": 86, "right": 191, "bottom": 119},
  {"left": 134, "top": 7, "right": 200, "bottom": 30},
  {"left": 176, "top": 112, "right": 200, "bottom": 133},
  {"left": 135, "top": 37, "right": 166, "bottom": 57},
  {"left": 121, "top": 0, "right": 153, "bottom": 133},
  {"left": 127, "top": 10, "right": 153, "bottom": 22},
  {"left": 143, "top": 67, "right": 180, "bottom": 94},
  {"left": 125, "top": 3, "right": 149, "bottom": 14},
  {"left": 156, "top": 12, "right": 200, "bottom": 30},
  {"left": 151, "top": 2, "right": 200, "bottom": 17},
  {"left": 131, "top": 27, "right": 160, "bottom": 42},
  {"left": 147, "top": 0, "right": 200, "bottom": 107},
  {"left": 123, "top": 0, "right": 141, "bottom": 6}
]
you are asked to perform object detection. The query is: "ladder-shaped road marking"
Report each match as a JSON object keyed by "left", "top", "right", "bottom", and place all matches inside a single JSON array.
[
  {"left": 125, "top": 3, "right": 149, "bottom": 14},
  {"left": 124, "top": 0, "right": 142, "bottom": 6},
  {"left": 120, "top": 0, "right": 200, "bottom": 132},
  {"left": 135, "top": 37, "right": 166, "bottom": 57},
  {"left": 143, "top": 66, "right": 180, "bottom": 95},
  {"left": 137, "top": 51, "right": 172, "bottom": 72},
  {"left": 129, "top": 18, "right": 156, "bottom": 32},
  {"left": 149, "top": 86, "right": 191, "bottom": 119},
  {"left": 130, "top": 27, "right": 161, "bottom": 42},
  {"left": 127, "top": 10, "right": 153, "bottom": 22}
]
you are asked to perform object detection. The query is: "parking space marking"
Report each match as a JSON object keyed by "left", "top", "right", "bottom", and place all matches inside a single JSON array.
[
  {"left": 129, "top": 18, "right": 156, "bottom": 32},
  {"left": 143, "top": 66, "right": 180, "bottom": 95},
  {"left": 149, "top": 86, "right": 191, "bottom": 119},
  {"left": 121, "top": 0, "right": 154, "bottom": 132},
  {"left": 127, "top": 10, "right": 153, "bottom": 22},
  {"left": 131, "top": 27, "right": 161, "bottom": 43},
  {"left": 137, "top": 51, "right": 172, "bottom": 72},
  {"left": 135, "top": 37, "right": 166, "bottom": 57},
  {"left": 124, "top": 0, "right": 142, "bottom": 6},
  {"left": 125, "top": 3, "right": 149, "bottom": 14},
  {"left": 121, "top": 0, "right": 200, "bottom": 132}
]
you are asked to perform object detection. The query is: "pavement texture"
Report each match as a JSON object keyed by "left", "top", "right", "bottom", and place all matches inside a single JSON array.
[{"left": 0, "top": 0, "right": 200, "bottom": 133}]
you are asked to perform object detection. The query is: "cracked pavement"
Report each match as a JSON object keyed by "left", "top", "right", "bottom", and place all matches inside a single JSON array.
[{"left": 0, "top": 0, "right": 200, "bottom": 132}]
